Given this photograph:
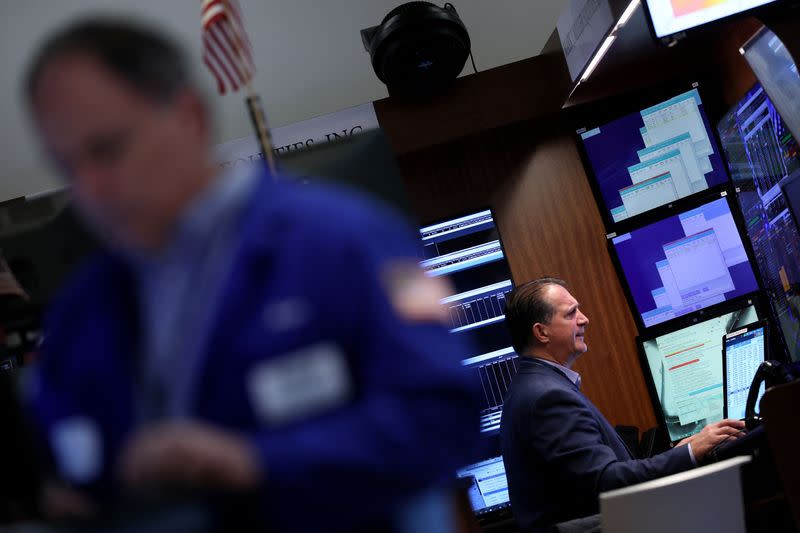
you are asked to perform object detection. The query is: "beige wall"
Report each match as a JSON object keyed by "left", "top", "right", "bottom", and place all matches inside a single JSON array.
[{"left": 0, "top": 0, "right": 569, "bottom": 201}]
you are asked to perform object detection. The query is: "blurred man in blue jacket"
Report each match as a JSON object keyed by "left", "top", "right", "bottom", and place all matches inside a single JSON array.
[
  {"left": 500, "top": 278, "right": 744, "bottom": 532},
  {"left": 24, "top": 18, "right": 480, "bottom": 531}
]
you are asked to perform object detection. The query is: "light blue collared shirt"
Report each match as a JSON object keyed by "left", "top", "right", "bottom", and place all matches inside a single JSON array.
[
  {"left": 532, "top": 357, "right": 582, "bottom": 389},
  {"left": 130, "top": 165, "right": 260, "bottom": 420}
]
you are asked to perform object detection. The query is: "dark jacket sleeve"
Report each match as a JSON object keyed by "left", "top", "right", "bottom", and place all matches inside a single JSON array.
[{"left": 529, "top": 385, "right": 694, "bottom": 502}]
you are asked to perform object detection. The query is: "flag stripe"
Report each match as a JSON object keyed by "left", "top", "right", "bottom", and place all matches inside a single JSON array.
[
  {"left": 203, "top": 32, "right": 239, "bottom": 90},
  {"left": 202, "top": 55, "right": 226, "bottom": 94},
  {"left": 201, "top": 0, "right": 254, "bottom": 94},
  {"left": 210, "top": 25, "right": 247, "bottom": 87},
  {"left": 203, "top": 35, "right": 238, "bottom": 93}
]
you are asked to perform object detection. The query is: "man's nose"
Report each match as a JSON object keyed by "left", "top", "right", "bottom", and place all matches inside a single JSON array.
[
  {"left": 72, "top": 160, "right": 110, "bottom": 204},
  {"left": 578, "top": 310, "right": 589, "bottom": 326}
]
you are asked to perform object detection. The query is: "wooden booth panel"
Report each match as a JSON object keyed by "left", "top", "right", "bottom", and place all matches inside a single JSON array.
[{"left": 396, "top": 118, "right": 657, "bottom": 431}]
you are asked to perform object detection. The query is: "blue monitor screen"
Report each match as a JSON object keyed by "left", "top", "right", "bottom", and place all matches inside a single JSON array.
[
  {"left": 612, "top": 197, "right": 759, "bottom": 328},
  {"left": 419, "top": 209, "right": 516, "bottom": 434},
  {"left": 579, "top": 88, "right": 730, "bottom": 224},
  {"left": 641, "top": 305, "right": 759, "bottom": 442},
  {"left": 717, "top": 83, "right": 800, "bottom": 361},
  {"left": 725, "top": 326, "right": 767, "bottom": 420}
]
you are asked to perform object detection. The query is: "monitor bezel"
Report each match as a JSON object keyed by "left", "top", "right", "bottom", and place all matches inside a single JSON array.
[
  {"left": 635, "top": 294, "right": 769, "bottom": 446},
  {"left": 573, "top": 80, "right": 733, "bottom": 235},
  {"left": 606, "top": 188, "right": 766, "bottom": 332},
  {"left": 722, "top": 318, "right": 770, "bottom": 419},
  {"left": 640, "top": 0, "right": 780, "bottom": 44}
]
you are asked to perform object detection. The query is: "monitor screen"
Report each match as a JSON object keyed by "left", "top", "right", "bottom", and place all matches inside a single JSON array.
[
  {"left": 420, "top": 209, "right": 516, "bottom": 434},
  {"left": 742, "top": 27, "right": 800, "bottom": 142},
  {"left": 645, "top": 0, "right": 777, "bottom": 39},
  {"left": 724, "top": 325, "right": 767, "bottom": 420},
  {"left": 579, "top": 88, "right": 729, "bottom": 225},
  {"left": 612, "top": 196, "right": 760, "bottom": 328},
  {"left": 717, "top": 83, "right": 800, "bottom": 360},
  {"left": 641, "top": 304, "right": 759, "bottom": 442},
  {"left": 456, "top": 455, "right": 511, "bottom": 515}
]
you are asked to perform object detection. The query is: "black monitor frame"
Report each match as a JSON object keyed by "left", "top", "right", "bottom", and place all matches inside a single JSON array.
[
  {"left": 640, "top": 0, "right": 780, "bottom": 45},
  {"left": 573, "top": 79, "right": 733, "bottom": 235}
]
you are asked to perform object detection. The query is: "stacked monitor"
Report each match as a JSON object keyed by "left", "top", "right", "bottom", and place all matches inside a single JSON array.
[
  {"left": 419, "top": 209, "right": 516, "bottom": 434},
  {"left": 638, "top": 303, "right": 760, "bottom": 442},
  {"left": 579, "top": 88, "right": 730, "bottom": 226},
  {"left": 611, "top": 197, "right": 759, "bottom": 328},
  {"left": 419, "top": 209, "right": 514, "bottom": 520},
  {"left": 717, "top": 82, "right": 800, "bottom": 360},
  {"left": 741, "top": 28, "right": 800, "bottom": 141},
  {"left": 577, "top": 82, "right": 768, "bottom": 442}
]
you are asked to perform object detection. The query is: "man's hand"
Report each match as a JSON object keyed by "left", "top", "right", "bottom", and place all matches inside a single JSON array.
[
  {"left": 678, "top": 419, "right": 746, "bottom": 462},
  {"left": 118, "top": 421, "right": 263, "bottom": 492},
  {"left": 40, "top": 479, "right": 97, "bottom": 522}
]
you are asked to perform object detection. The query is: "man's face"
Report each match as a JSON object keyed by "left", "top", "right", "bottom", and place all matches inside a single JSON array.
[
  {"left": 30, "top": 53, "right": 208, "bottom": 251},
  {"left": 539, "top": 284, "right": 590, "bottom": 365}
]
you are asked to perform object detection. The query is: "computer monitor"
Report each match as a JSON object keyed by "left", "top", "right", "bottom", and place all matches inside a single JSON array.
[
  {"left": 611, "top": 195, "right": 760, "bottom": 329},
  {"left": 278, "top": 129, "right": 416, "bottom": 222},
  {"left": 742, "top": 27, "right": 800, "bottom": 142},
  {"left": 639, "top": 303, "right": 760, "bottom": 443},
  {"left": 456, "top": 454, "right": 511, "bottom": 517},
  {"left": 419, "top": 209, "right": 516, "bottom": 434},
  {"left": 717, "top": 82, "right": 800, "bottom": 361},
  {"left": 723, "top": 320, "right": 768, "bottom": 420},
  {"left": 578, "top": 87, "right": 730, "bottom": 227},
  {"left": 643, "top": 0, "right": 777, "bottom": 41}
]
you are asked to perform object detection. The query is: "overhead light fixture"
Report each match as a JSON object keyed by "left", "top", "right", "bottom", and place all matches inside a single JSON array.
[
  {"left": 580, "top": 34, "right": 617, "bottom": 82},
  {"left": 577, "top": 0, "right": 640, "bottom": 85},
  {"left": 616, "top": 0, "right": 641, "bottom": 29}
]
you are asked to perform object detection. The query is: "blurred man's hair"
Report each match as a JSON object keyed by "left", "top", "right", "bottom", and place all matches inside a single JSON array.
[
  {"left": 25, "top": 18, "right": 191, "bottom": 105},
  {"left": 505, "top": 277, "right": 568, "bottom": 355}
]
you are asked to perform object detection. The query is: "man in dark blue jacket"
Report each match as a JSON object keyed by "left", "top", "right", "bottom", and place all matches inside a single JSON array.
[
  {"left": 23, "top": 18, "right": 480, "bottom": 531},
  {"left": 499, "top": 278, "right": 744, "bottom": 532}
]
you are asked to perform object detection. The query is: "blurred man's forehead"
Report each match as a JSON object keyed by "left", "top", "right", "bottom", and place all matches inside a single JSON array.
[
  {"left": 33, "top": 52, "right": 152, "bottom": 114},
  {"left": 31, "top": 53, "right": 158, "bottom": 151}
]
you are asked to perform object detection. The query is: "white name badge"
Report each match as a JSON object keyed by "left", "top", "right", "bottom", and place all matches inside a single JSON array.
[
  {"left": 50, "top": 416, "right": 102, "bottom": 484},
  {"left": 247, "top": 342, "right": 353, "bottom": 426}
]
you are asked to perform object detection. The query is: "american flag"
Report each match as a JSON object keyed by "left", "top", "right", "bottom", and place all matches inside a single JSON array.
[{"left": 201, "top": 0, "right": 255, "bottom": 94}]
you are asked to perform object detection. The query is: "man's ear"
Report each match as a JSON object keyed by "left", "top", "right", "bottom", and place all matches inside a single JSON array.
[{"left": 532, "top": 323, "right": 548, "bottom": 345}]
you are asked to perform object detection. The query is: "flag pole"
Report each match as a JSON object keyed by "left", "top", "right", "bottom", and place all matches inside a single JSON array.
[
  {"left": 201, "top": 0, "right": 277, "bottom": 179},
  {"left": 244, "top": 82, "right": 277, "bottom": 177}
]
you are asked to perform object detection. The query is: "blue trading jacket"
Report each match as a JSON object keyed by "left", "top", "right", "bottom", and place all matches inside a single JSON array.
[
  {"left": 500, "top": 357, "right": 694, "bottom": 532},
  {"left": 30, "top": 174, "right": 482, "bottom": 531}
]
